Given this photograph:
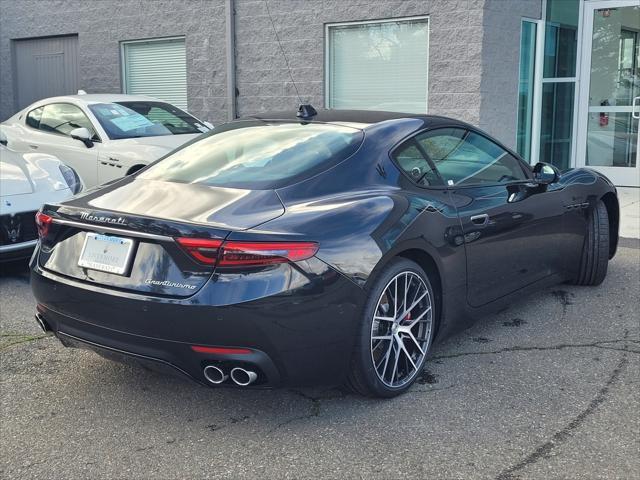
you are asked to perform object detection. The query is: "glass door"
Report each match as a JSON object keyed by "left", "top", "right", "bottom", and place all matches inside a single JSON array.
[{"left": 577, "top": 1, "right": 640, "bottom": 187}]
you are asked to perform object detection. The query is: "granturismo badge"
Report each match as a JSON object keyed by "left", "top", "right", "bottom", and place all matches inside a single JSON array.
[{"left": 144, "top": 279, "right": 197, "bottom": 290}]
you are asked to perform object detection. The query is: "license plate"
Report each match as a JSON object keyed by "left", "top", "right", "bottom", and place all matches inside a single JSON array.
[{"left": 78, "top": 233, "right": 135, "bottom": 275}]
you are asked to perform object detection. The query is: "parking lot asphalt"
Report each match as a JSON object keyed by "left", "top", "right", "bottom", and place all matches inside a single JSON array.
[{"left": 1, "top": 246, "right": 638, "bottom": 480}]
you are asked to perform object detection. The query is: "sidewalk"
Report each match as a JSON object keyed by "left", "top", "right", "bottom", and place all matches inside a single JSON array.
[{"left": 618, "top": 187, "right": 639, "bottom": 239}]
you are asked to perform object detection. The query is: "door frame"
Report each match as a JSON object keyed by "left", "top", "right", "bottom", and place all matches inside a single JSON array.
[{"left": 576, "top": 0, "right": 640, "bottom": 187}]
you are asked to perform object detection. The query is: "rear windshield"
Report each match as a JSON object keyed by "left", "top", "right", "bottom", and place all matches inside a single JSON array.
[{"left": 138, "top": 121, "right": 364, "bottom": 189}]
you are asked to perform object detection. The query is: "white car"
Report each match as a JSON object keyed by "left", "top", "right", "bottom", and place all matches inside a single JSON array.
[
  {"left": 0, "top": 140, "right": 81, "bottom": 261},
  {"left": 0, "top": 94, "right": 211, "bottom": 188}
]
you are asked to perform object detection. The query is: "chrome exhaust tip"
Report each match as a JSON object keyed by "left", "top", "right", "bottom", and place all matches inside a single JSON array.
[
  {"left": 203, "top": 365, "right": 228, "bottom": 385},
  {"left": 34, "top": 313, "right": 53, "bottom": 335},
  {"left": 230, "top": 367, "right": 258, "bottom": 386}
]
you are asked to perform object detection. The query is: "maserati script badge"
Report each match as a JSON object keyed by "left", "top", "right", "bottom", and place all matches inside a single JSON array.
[{"left": 80, "top": 212, "right": 126, "bottom": 225}]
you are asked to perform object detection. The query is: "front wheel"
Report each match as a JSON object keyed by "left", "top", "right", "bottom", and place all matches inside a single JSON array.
[
  {"left": 573, "top": 200, "right": 609, "bottom": 286},
  {"left": 346, "top": 258, "right": 436, "bottom": 397}
]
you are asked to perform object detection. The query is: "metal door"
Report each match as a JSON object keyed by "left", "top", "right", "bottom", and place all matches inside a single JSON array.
[{"left": 13, "top": 35, "right": 79, "bottom": 110}]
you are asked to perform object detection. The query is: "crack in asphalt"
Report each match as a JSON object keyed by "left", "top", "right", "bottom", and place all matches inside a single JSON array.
[
  {"left": 274, "top": 381, "right": 467, "bottom": 430},
  {"left": 495, "top": 354, "right": 629, "bottom": 480},
  {"left": 267, "top": 389, "right": 347, "bottom": 434},
  {"left": 430, "top": 337, "right": 640, "bottom": 361},
  {"left": 0, "top": 333, "right": 49, "bottom": 351}
]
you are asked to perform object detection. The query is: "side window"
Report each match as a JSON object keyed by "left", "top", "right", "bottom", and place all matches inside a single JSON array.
[
  {"left": 26, "top": 107, "right": 43, "bottom": 129},
  {"left": 417, "top": 128, "right": 528, "bottom": 186},
  {"left": 393, "top": 140, "right": 441, "bottom": 186},
  {"left": 38, "top": 103, "right": 98, "bottom": 140}
]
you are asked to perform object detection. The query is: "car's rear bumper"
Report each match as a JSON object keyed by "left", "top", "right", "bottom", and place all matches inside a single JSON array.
[
  {"left": 0, "top": 239, "right": 37, "bottom": 262},
  {"left": 31, "top": 260, "right": 366, "bottom": 388}
]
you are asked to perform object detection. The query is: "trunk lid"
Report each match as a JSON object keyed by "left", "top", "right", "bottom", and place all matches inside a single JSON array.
[
  {"left": 74, "top": 177, "right": 285, "bottom": 230},
  {"left": 38, "top": 177, "right": 285, "bottom": 297}
]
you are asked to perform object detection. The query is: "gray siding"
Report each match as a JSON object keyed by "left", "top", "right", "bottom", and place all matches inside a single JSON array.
[
  {"left": 480, "top": 0, "right": 542, "bottom": 149},
  {"left": 0, "top": 0, "right": 542, "bottom": 149},
  {"left": 234, "top": 0, "right": 487, "bottom": 127}
]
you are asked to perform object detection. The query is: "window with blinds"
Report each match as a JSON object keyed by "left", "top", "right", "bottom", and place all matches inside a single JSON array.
[
  {"left": 121, "top": 37, "right": 187, "bottom": 109},
  {"left": 326, "top": 18, "right": 429, "bottom": 114}
]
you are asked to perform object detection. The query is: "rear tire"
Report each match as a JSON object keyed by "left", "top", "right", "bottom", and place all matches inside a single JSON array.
[
  {"left": 346, "top": 258, "right": 436, "bottom": 398},
  {"left": 573, "top": 200, "right": 609, "bottom": 286}
]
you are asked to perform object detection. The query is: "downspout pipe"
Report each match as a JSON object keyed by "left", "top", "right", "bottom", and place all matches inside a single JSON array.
[{"left": 225, "top": 0, "right": 237, "bottom": 121}]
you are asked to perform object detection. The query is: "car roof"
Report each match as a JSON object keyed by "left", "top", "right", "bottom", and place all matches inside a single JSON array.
[
  {"left": 247, "top": 109, "right": 470, "bottom": 129},
  {"left": 27, "top": 93, "right": 160, "bottom": 106}
]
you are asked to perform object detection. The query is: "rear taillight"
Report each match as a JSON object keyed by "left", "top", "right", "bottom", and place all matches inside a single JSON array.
[
  {"left": 176, "top": 238, "right": 318, "bottom": 267},
  {"left": 35, "top": 211, "right": 52, "bottom": 238},
  {"left": 219, "top": 241, "right": 318, "bottom": 267},
  {"left": 175, "top": 238, "right": 222, "bottom": 265}
]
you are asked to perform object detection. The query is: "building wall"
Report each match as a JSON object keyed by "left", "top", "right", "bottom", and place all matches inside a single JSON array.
[
  {"left": 0, "top": 0, "right": 228, "bottom": 124},
  {"left": 480, "top": 0, "right": 542, "bottom": 149},
  {"left": 234, "top": 0, "right": 487, "bottom": 127},
  {"left": 0, "top": 0, "right": 543, "bottom": 150}
]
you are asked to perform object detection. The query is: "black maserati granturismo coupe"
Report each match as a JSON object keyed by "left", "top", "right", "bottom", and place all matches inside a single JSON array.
[{"left": 30, "top": 108, "right": 619, "bottom": 397}]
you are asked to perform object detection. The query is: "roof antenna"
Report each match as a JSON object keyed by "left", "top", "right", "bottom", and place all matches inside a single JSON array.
[{"left": 263, "top": 0, "right": 317, "bottom": 119}]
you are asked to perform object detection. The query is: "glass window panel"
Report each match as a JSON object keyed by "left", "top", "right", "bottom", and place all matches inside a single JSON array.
[
  {"left": 26, "top": 107, "right": 43, "bottom": 129},
  {"left": 517, "top": 20, "right": 537, "bottom": 162},
  {"left": 139, "top": 122, "right": 364, "bottom": 190},
  {"left": 586, "top": 112, "right": 637, "bottom": 168},
  {"left": 39, "top": 103, "right": 97, "bottom": 139},
  {"left": 88, "top": 101, "right": 204, "bottom": 139},
  {"left": 327, "top": 19, "right": 429, "bottom": 113},
  {"left": 543, "top": 0, "right": 579, "bottom": 78},
  {"left": 589, "top": 7, "right": 640, "bottom": 107},
  {"left": 540, "top": 82, "right": 575, "bottom": 171},
  {"left": 417, "top": 128, "right": 528, "bottom": 186},
  {"left": 123, "top": 38, "right": 187, "bottom": 109},
  {"left": 393, "top": 141, "right": 440, "bottom": 186}
]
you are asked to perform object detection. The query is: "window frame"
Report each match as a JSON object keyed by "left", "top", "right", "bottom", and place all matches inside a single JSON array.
[
  {"left": 392, "top": 137, "right": 444, "bottom": 187},
  {"left": 120, "top": 36, "right": 187, "bottom": 107},
  {"left": 324, "top": 16, "right": 430, "bottom": 113},
  {"left": 25, "top": 106, "right": 44, "bottom": 130},
  {"left": 24, "top": 102, "right": 101, "bottom": 142},
  {"left": 517, "top": 18, "right": 542, "bottom": 163},
  {"left": 389, "top": 125, "right": 533, "bottom": 190}
]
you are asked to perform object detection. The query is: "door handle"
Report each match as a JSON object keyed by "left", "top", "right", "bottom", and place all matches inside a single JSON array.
[
  {"left": 633, "top": 96, "right": 640, "bottom": 120},
  {"left": 470, "top": 214, "right": 489, "bottom": 226},
  {"left": 29, "top": 144, "right": 38, "bottom": 149}
]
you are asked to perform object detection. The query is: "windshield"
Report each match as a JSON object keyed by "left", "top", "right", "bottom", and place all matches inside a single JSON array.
[
  {"left": 139, "top": 121, "right": 364, "bottom": 189},
  {"left": 88, "top": 101, "right": 208, "bottom": 140}
]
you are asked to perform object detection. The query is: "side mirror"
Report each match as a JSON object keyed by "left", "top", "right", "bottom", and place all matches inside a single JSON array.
[
  {"left": 69, "top": 127, "right": 94, "bottom": 148},
  {"left": 533, "top": 162, "right": 560, "bottom": 185}
]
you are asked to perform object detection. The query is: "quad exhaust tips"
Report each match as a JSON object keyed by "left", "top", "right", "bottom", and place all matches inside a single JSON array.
[
  {"left": 203, "top": 365, "right": 258, "bottom": 386},
  {"left": 203, "top": 365, "right": 228, "bottom": 384},
  {"left": 230, "top": 367, "right": 257, "bottom": 386}
]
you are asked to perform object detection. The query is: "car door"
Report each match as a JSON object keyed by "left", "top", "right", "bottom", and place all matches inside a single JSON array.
[
  {"left": 416, "top": 127, "right": 569, "bottom": 307},
  {"left": 22, "top": 103, "right": 100, "bottom": 187}
]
